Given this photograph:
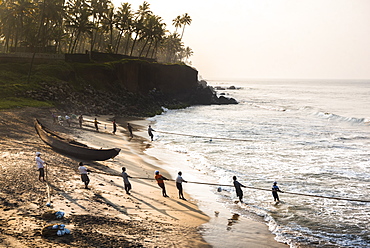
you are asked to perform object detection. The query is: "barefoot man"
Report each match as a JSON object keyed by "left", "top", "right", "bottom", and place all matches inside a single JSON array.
[
  {"left": 35, "top": 152, "right": 46, "bottom": 181},
  {"left": 78, "top": 162, "right": 90, "bottom": 189}
]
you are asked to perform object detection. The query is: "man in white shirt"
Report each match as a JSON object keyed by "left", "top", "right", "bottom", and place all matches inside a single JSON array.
[
  {"left": 78, "top": 162, "right": 90, "bottom": 189},
  {"left": 35, "top": 152, "right": 46, "bottom": 181},
  {"left": 65, "top": 114, "right": 71, "bottom": 127},
  {"left": 176, "top": 171, "right": 187, "bottom": 200}
]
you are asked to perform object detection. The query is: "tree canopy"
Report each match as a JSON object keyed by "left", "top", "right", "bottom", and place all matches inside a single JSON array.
[{"left": 0, "top": 0, "right": 193, "bottom": 64}]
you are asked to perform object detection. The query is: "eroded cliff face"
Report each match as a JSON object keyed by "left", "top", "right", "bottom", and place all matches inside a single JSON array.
[
  {"left": 113, "top": 61, "right": 199, "bottom": 101},
  {"left": 20, "top": 59, "right": 236, "bottom": 116}
]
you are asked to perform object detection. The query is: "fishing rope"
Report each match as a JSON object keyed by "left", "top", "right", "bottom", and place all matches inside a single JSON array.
[
  {"left": 36, "top": 125, "right": 368, "bottom": 203},
  {"left": 38, "top": 162, "right": 370, "bottom": 204},
  {"left": 155, "top": 130, "right": 254, "bottom": 142},
  {"left": 39, "top": 152, "right": 368, "bottom": 203},
  {"left": 144, "top": 131, "right": 370, "bottom": 203},
  {"left": 45, "top": 164, "right": 51, "bottom": 204},
  {"left": 89, "top": 170, "right": 370, "bottom": 203}
]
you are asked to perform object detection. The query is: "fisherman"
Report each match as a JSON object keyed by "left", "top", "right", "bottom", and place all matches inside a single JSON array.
[
  {"left": 57, "top": 115, "right": 63, "bottom": 125},
  {"left": 65, "top": 114, "right": 71, "bottom": 127},
  {"left": 94, "top": 118, "right": 99, "bottom": 132},
  {"left": 154, "top": 170, "right": 169, "bottom": 197},
  {"left": 112, "top": 119, "right": 117, "bottom": 134},
  {"left": 233, "top": 176, "right": 246, "bottom": 202},
  {"left": 78, "top": 162, "right": 90, "bottom": 189},
  {"left": 148, "top": 125, "right": 155, "bottom": 141},
  {"left": 176, "top": 171, "right": 187, "bottom": 200},
  {"left": 127, "top": 123, "right": 133, "bottom": 138},
  {"left": 35, "top": 152, "right": 46, "bottom": 181},
  {"left": 272, "top": 182, "right": 284, "bottom": 202},
  {"left": 78, "top": 114, "right": 83, "bottom": 128},
  {"left": 122, "top": 167, "right": 132, "bottom": 195},
  {"left": 51, "top": 112, "right": 57, "bottom": 124}
]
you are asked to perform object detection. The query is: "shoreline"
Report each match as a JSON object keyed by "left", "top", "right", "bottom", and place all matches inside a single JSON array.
[
  {"left": 115, "top": 117, "right": 288, "bottom": 248},
  {"left": 0, "top": 107, "right": 288, "bottom": 247}
]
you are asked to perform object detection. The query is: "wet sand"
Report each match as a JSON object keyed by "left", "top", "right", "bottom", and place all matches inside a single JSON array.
[
  {"left": 0, "top": 108, "right": 209, "bottom": 247},
  {"left": 0, "top": 107, "right": 287, "bottom": 247}
]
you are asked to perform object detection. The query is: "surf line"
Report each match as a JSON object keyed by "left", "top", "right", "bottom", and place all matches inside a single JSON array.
[
  {"left": 90, "top": 170, "right": 370, "bottom": 203},
  {"left": 155, "top": 130, "right": 254, "bottom": 142}
]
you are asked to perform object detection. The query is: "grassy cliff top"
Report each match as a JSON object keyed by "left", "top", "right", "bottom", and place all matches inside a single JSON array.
[{"left": 0, "top": 59, "right": 193, "bottom": 116}]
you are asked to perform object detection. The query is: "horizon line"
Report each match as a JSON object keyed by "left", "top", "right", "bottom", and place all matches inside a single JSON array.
[{"left": 201, "top": 77, "right": 370, "bottom": 82}]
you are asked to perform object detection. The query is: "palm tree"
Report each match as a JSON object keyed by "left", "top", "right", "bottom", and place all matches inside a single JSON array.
[
  {"left": 37, "top": 0, "right": 65, "bottom": 51},
  {"left": 9, "top": 0, "right": 35, "bottom": 51},
  {"left": 138, "top": 14, "right": 165, "bottom": 57},
  {"left": 0, "top": 1, "right": 16, "bottom": 52},
  {"left": 114, "top": 2, "right": 132, "bottom": 54},
  {"left": 180, "top": 46, "right": 193, "bottom": 64},
  {"left": 101, "top": 5, "right": 115, "bottom": 51},
  {"left": 172, "top": 15, "right": 181, "bottom": 34},
  {"left": 129, "top": 1, "right": 152, "bottom": 56},
  {"left": 64, "top": 0, "right": 93, "bottom": 53},
  {"left": 160, "top": 33, "right": 182, "bottom": 63},
  {"left": 90, "top": 0, "right": 112, "bottom": 52},
  {"left": 148, "top": 17, "right": 166, "bottom": 58},
  {"left": 180, "top": 13, "right": 191, "bottom": 40}
]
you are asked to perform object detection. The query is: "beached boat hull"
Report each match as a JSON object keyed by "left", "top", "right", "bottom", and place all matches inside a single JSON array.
[{"left": 35, "top": 119, "right": 120, "bottom": 161}]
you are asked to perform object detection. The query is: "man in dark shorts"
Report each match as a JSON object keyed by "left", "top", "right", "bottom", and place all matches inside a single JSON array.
[
  {"left": 122, "top": 167, "right": 132, "bottom": 195},
  {"left": 112, "top": 119, "right": 117, "bottom": 134},
  {"left": 154, "top": 170, "right": 168, "bottom": 197},
  {"left": 176, "top": 171, "right": 187, "bottom": 200},
  {"left": 233, "top": 176, "right": 246, "bottom": 202},
  {"left": 94, "top": 118, "right": 99, "bottom": 132},
  {"left": 78, "top": 162, "right": 90, "bottom": 189},
  {"left": 35, "top": 152, "right": 46, "bottom": 181},
  {"left": 78, "top": 114, "right": 83, "bottom": 128},
  {"left": 148, "top": 125, "right": 155, "bottom": 141},
  {"left": 272, "top": 182, "right": 283, "bottom": 202},
  {"left": 127, "top": 123, "right": 133, "bottom": 138}
]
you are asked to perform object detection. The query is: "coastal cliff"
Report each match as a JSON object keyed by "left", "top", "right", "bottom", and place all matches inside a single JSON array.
[{"left": 1, "top": 59, "right": 237, "bottom": 116}]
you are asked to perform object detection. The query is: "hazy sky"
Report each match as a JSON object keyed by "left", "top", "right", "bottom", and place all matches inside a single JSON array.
[{"left": 114, "top": 0, "right": 370, "bottom": 80}]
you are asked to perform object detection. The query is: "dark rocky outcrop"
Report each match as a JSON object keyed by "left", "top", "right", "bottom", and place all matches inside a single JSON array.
[{"left": 18, "top": 59, "right": 237, "bottom": 116}]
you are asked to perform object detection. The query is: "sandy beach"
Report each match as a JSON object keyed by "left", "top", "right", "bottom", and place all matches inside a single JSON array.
[{"left": 0, "top": 108, "right": 287, "bottom": 247}]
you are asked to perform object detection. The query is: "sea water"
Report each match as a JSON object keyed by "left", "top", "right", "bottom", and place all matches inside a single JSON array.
[{"left": 144, "top": 79, "right": 370, "bottom": 247}]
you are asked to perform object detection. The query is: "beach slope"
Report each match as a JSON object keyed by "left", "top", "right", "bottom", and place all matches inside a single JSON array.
[{"left": 0, "top": 108, "right": 210, "bottom": 247}]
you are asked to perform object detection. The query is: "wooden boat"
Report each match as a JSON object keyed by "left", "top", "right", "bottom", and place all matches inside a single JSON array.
[{"left": 35, "top": 119, "right": 120, "bottom": 161}]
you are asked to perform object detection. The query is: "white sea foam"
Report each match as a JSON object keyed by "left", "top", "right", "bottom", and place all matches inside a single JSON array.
[{"left": 147, "top": 79, "right": 370, "bottom": 247}]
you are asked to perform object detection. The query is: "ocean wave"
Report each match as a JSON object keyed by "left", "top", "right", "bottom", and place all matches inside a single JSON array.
[
  {"left": 244, "top": 102, "right": 289, "bottom": 112},
  {"left": 241, "top": 100, "right": 370, "bottom": 127},
  {"left": 315, "top": 111, "right": 370, "bottom": 125}
]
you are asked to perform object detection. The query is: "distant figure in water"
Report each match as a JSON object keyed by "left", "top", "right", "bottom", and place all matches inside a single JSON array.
[
  {"left": 272, "top": 182, "right": 284, "bottom": 202},
  {"left": 78, "top": 162, "right": 90, "bottom": 189},
  {"left": 127, "top": 123, "right": 133, "bottom": 138},
  {"left": 35, "top": 152, "right": 46, "bottom": 181},
  {"left": 78, "top": 114, "right": 83, "bottom": 128},
  {"left": 94, "top": 118, "right": 99, "bottom": 132},
  {"left": 233, "top": 176, "right": 246, "bottom": 202},
  {"left": 112, "top": 119, "right": 117, "bottom": 134},
  {"left": 154, "top": 170, "right": 169, "bottom": 197},
  {"left": 176, "top": 171, "right": 187, "bottom": 200},
  {"left": 148, "top": 125, "right": 155, "bottom": 141},
  {"left": 121, "top": 167, "right": 132, "bottom": 195}
]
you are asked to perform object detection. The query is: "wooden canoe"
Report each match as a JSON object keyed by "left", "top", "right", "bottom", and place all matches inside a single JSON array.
[{"left": 35, "top": 119, "right": 120, "bottom": 161}]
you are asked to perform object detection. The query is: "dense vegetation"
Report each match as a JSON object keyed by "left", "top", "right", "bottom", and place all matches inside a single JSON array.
[
  {"left": 0, "top": 61, "right": 54, "bottom": 109},
  {"left": 0, "top": 0, "right": 193, "bottom": 63}
]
